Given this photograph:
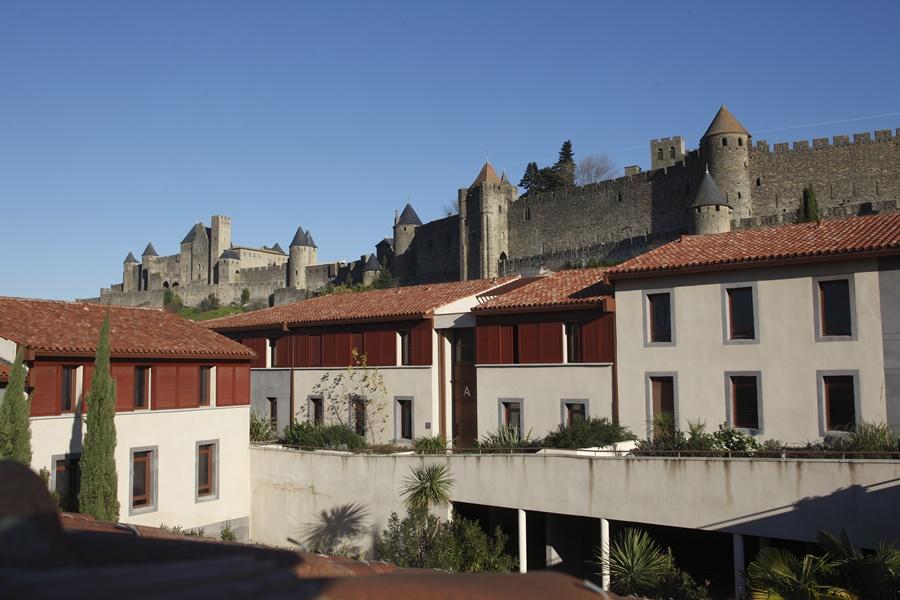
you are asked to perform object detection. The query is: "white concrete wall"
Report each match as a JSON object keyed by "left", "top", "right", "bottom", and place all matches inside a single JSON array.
[
  {"left": 615, "top": 259, "right": 888, "bottom": 442},
  {"left": 476, "top": 364, "right": 614, "bottom": 440},
  {"left": 292, "top": 366, "right": 435, "bottom": 444},
  {"left": 30, "top": 405, "right": 251, "bottom": 538},
  {"left": 250, "top": 446, "right": 900, "bottom": 552}
]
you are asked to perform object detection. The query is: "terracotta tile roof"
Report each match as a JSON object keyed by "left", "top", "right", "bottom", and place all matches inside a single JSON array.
[
  {"left": 474, "top": 268, "right": 612, "bottom": 312},
  {"left": 204, "top": 277, "right": 519, "bottom": 331},
  {"left": 0, "top": 297, "right": 254, "bottom": 359},
  {"left": 607, "top": 212, "right": 900, "bottom": 279},
  {"left": 702, "top": 104, "right": 750, "bottom": 137},
  {"left": 470, "top": 161, "right": 501, "bottom": 187}
]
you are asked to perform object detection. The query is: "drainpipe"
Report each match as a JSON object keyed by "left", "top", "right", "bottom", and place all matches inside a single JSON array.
[
  {"left": 518, "top": 509, "right": 527, "bottom": 573},
  {"left": 600, "top": 518, "right": 610, "bottom": 590}
]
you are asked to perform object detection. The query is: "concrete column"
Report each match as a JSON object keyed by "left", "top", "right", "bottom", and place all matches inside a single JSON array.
[
  {"left": 733, "top": 533, "right": 745, "bottom": 599},
  {"left": 600, "top": 518, "right": 610, "bottom": 591},
  {"left": 518, "top": 509, "right": 527, "bottom": 573}
]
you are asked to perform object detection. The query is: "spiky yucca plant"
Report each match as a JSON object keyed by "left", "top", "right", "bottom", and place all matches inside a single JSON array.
[
  {"left": 400, "top": 463, "right": 453, "bottom": 512},
  {"left": 747, "top": 546, "right": 853, "bottom": 600}
]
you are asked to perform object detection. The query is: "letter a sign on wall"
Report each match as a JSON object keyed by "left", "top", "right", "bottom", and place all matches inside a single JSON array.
[{"left": 464, "top": 386, "right": 471, "bottom": 397}]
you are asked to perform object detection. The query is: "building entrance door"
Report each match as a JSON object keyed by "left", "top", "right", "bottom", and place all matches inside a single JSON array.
[{"left": 451, "top": 328, "right": 477, "bottom": 447}]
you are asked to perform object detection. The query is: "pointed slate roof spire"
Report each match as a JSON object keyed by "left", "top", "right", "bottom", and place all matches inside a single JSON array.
[
  {"left": 691, "top": 167, "right": 731, "bottom": 208},
  {"left": 124, "top": 252, "right": 138, "bottom": 264},
  {"left": 397, "top": 203, "right": 422, "bottom": 226},
  {"left": 304, "top": 230, "right": 317, "bottom": 248},
  {"left": 271, "top": 243, "right": 286, "bottom": 255},
  {"left": 500, "top": 170, "right": 510, "bottom": 185},
  {"left": 290, "top": 226, "right": 307, "bottom": 248},
  {"left": 470, "top": 161, "right": 500, "bottom": 187},
  {"left": 362, "top": 253, "right": 382, "bottom": 272},
  {"left": 703, "top": 105, "right": 750, "bottom": 138},
  {"left": 142, "top": 242, "right": 158, "bottom": 257},
  {"left": 219, "top": 249, "right": 240, "bottom": 260}
]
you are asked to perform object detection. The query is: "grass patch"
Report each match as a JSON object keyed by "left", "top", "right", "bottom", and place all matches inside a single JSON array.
[{"left": 178, "top": 305, "right": 245, "bottom": 321}]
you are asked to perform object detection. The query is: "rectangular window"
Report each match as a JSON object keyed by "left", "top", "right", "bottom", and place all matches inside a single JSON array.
[
  {"left": 134, "top": 367, "right": 150, "bottom": 409},
  {"left": 352, "top": 397, "right": 367, "bottom": 436},
  {"left": 131, "top": 450, "right": 154, "bottom": 509},
  {"left": 824, "top": 375, "right": 856, "bottom": 432},
  {"left": 730, "top": 375, "right": 760, "bottom": 430},
  {"left": 399, "top": 330, "right": 412, "bottom": 366},
  {"left": 199, "top": 367, "right": 211, "bottom": 406},
  {"left": 396, "top": 398, "right": 413, "bottom": 441},
  {"left": 54, "top": 455, "right": 81, "bottom": 513},
  {"left": 647, "top": 293, "right": 672, "bottom": 343},
  {"left": 819, "top": 279, "right": 852, "bottom": 336},
  {"left": 61, "top": 366, "right": 76, "bottom": 412},
  {"left": 650, "top": 376, "right": 675, "bottom": 418},
  {"left": 267, "top": 397, "right": 278, "bottom": 427},
  {"left": 564, "top": 401, "right": 586, "bottom": 427},
  {"left": 727, "top": 287, "right": 755, "bottom": 340},
  {"left": 197, "top": 443, "right": 216, "bottom": 498},
  {"left": 565, "top": 322, "right": 582, "bottom": 363},
  {"left": 501, "top": 400, "right": 522, "bottom": 432},
  {"left": 308, "top": 396, "right": 324, "bottom": 425}
]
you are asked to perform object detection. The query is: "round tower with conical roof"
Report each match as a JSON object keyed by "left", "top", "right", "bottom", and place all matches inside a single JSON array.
[
  {"left": 700, "top": 105, "right": 752, "bottom": 220},
  {"left": 392, "top": 203, "right": 422, "bottom": 283},
  {"left": 288, "top": 226, "right": 318, "bottom": 290},
  {"left": 122, "top": 252, "right": 139, "bottom": 292},
  {"left": 690, "top": 167, "right": 733, "bottom": 234}
]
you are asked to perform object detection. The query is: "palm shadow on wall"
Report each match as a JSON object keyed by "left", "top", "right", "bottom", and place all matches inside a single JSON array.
[{"left": 297, "top": 503, "right": 370, "bottom": 557}]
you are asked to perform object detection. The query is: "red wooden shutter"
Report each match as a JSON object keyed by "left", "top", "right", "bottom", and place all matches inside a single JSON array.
[
  {"left": 273, "top": 336, "right": 291, "bottom": 367},
  {"left": 539, "top": 322, "right": 563, "bottom": 363},
  {"left": 476, "top": 324, "right": 490, "bottom": 364},
  {"left": 351, "top": 333, "right": 364, "bottom": 362},
  {"left": 518, "top": 323, "right": 540, "bottom": 363},
  {"left": 309, "top": 335, "right": 322, "bottom": 367},
  {"left": 29, "top": 363, "right": 59, "bottom": 417},
  {"left": 581, "top": 313, "right": 615, "bottom": 363},
  {"left": 380, "top": 330, "right": 396, "bottom": 366},
  {"left": 233, "top": 365, "right": 250, "bottom": 405},
  {"left": 499, "top": 324, "right": 515, "bottom": 364},
  {"left": 216, "top": 366, "right": 234, "bottom": 406},
  {"left": 322, "top": 334, "right": 337, "bottom": 367},
  {"left": 111, "top": 365, "right": 135, "bottom": 412},
  {"left": 363, "top": 331, "right": 381, "bottom": 365},
  {"left": 293, "top": 334, "right": 310, "bottom": 367},
  {"left": 177, "top": 365, "right": 200, "bottom": 408},
  {"left": 153, "top": 365, "right": 178, "bottom": 409},
  {"left": 410, "top": 322, "right": 432, "bottom": 365},
  {"left": 240, "top": 338, "right": 267, "bottom": 368},
  {"left": 82, "top": 364, "right": 95, "bottom": 411}
]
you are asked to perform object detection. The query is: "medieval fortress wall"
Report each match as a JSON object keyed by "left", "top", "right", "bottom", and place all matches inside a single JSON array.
[{"left": 97, "top": 107, "right": 898, "bottom": 305}]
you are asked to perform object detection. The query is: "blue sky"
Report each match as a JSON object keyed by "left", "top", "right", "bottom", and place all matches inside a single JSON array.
[{"left": 1, "top": 0, "right": 898, "bottom": 299}]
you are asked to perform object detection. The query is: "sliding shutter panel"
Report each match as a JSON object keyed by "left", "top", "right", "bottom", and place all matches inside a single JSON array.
[
  {"left": 153, "top": 366, "right": 178, "bottom": 409},
  {"left": 30, "top": 364, "right": 59, "bottom": 417}
]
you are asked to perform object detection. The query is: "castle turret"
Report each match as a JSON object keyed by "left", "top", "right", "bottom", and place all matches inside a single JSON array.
[
  {"left": 140, "top": 243, "right": 157, "bottom": 291},
  {"left": 180, "top": 223, "right": 209, "bottom": 283},
  {"left": 216, "top": 249, "right": 240, "bottom": 285},
  {"left": 458, "top": 162, "right": 516, "bottom": 280},
  {"left": 288, "top": 226, "right": 317, "bottom": 290},
  {"left": 690, "top": 167, "right": 733, "bottom": 235},
  {"left": 122, "top": 252, "right": 139, "bottom": 292},
  {"left": 210, "top": 215, "right": 232, "bottom": 283},
  {"left": 361, "top": 253, "right": 382, "bottom": 286},
  {"left": 701, "top": 105, "right": 752, "bottom": 219},
  {"left": 392, "top": 203, "right": 421, "bottom": 284}
]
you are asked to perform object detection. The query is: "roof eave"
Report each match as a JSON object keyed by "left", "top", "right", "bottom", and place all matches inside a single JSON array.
[
  {"left": 472, "top": 297, "right": 614, "bottom": 315},
  {"left": 209, "top": 312, "right": 434, "bottom": 333},
  {"left": 30, "top": 349, "right": 256, "bottom": 361}
]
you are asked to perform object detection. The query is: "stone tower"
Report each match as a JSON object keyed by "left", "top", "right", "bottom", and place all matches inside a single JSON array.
[
  {"left": 690, "top": 167, "right": 733, "bottom": 235},
  {"left": 701, "top": 105, "right": 752, "bottom": 219},
  {"left": 122, "top": 252, "right": 139, "bottom": 292},
  {"left": 216, "top": 249, "right": 240, "bottom": 285},
  {"left": 210, "top": 215, "right": 232, "bottom": 283},
  {"left": 458, "top": 162, "right": 516, "bottom": 280},
  {"left": 393, "top": 203, "right": 422, "bottom": 284},
  {"left": 650, "top": 136, "right": 686, "bottom": 171},
  {"left": 361, "top": 253, "right": 382, "bottom": 286},
  {"left": 140, "top": 242, "right": 158, "bottom": 291},
  {"left": 288, "top": 226, "right": 317, "bottom": 290},
  {"left": 179, "top": 223, "right": 209, "bottom": 284}
]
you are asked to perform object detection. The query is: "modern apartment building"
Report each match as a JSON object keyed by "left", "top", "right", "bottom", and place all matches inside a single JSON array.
[
  {"left": 0, "top": 297, "right": 255, "bottom": 538},
  {"left": 607, "top": 211, "right": 900, "bottom": 442}
]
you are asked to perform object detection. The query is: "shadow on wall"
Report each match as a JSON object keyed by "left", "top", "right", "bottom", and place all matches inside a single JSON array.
[
  {"left": 295, "top": 503, "right": 370, "bottom": 557},
  {"left": 706, "top": 478, "right": 900, "bottom": 549}
]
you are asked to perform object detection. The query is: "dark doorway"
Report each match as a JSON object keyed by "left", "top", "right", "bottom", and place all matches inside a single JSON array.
[{"left": 451, "top": 328, "right": 477, "bottom": 446}]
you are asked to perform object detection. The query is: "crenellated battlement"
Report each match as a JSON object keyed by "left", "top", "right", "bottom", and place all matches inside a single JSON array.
[{"left": 753, "top": 129, "right": 897, "bottom": 154}]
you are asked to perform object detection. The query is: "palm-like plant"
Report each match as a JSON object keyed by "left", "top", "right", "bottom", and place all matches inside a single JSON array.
[
  {"left": 747, "top": 546, "right": 853, "bottom": 600},
  {"left": 601, "top": 528, "right": 673, "bottom": 596},
  {"left": 818, "top": 531, "right": 900, "bottom": 599},
  {"left": 400, "top": 463, "right": 454, "bottom": 512}
]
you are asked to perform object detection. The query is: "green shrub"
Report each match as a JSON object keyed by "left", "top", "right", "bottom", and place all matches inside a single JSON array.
[
  {"left": 220, "top": 521, "right": 236, "bottom": 542},
  {"left": 369, "top": 443, "right": 407, "bottom": 454},
  {"left": 160, "top": 523, "right": 205, "bottom": 537},
  {"left": 281, "top": 422, "right": 367, "bottom": 450},
  {"left": 542, "top": 417, "right": 635, "bottom": 449},
  {"left": 163, "top": 288, "right": 183, "bottom": 312},
  {"left": 712, "top": 425, "right": 761, "bottom": 453},
  {"left": 413, "top": 436, "right": 447, "bottom": 454},
  {"left": 848, "top": 422, "right": 898, "bottom": 455},
  {"left": 474, "top": 425, "right": 541, "bottom": 453},
  {"left": 198, "top": 293, "right": 220, "bottom": 312},
  {"left": 249, "top": 409, "right": 276, "bottom": 442},
  {"left": 240, "top": 288, "right": 251, "bottom": 306}
]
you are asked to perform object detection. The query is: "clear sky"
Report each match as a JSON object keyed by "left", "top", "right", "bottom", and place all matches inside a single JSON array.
[{"left": 1, "top": 0, "right": 898, "bottom": 300}]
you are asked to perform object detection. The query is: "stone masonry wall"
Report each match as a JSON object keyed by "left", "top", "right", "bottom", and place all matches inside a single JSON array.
[{"left": 409, "top": 215, "right": 460, "bottom": 284}]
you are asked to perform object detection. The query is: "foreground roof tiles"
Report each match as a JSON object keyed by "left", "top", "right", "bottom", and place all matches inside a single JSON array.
[
  {"left": 607, "top": 212, "right": 900, "bottom": 278},
  {"left": 205, "top": 277, "right": 518, "bottom": 331},
  {"left": 0, "top": 297, "right": 254, "bottom": 359},
  {"left": 474, "top": 267, "right": 611, "bottom": 312}
]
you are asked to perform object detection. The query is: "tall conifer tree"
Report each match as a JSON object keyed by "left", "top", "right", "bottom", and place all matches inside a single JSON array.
[
  {"left": 78, "top": 313, "right": 120, "bottom": 521},
  {"left": 0, "top": 349, "right": 32, "bottom": 465}
]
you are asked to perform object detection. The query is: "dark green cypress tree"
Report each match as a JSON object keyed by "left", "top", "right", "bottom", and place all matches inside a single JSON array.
[
  {"left": 802, "top": 183, "right": 820, "bottom": 222},
  {"left": 519, "top": 162, "right": 539, "bottom": 194},
  {"left": 553, "top": 140, "right": 575, "bottom": 187},
  {"left": 0, "top": 348, "right": 32, "bottom": 465},
  {"left": 78, "top": 314, "right": 120, "bottom": 521}
]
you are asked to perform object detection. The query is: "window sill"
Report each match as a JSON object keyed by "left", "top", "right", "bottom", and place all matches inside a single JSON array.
[
  {"left": 195, "top": 493, "right": 220, "bottom": 504},
  {"left": 815, "top": 335, "right": 856, "bottom": 343},
  {"left": 724, "top": 338, "right": 759, "bottom": 345},
  {"left": 128, "top": 504, "right": 158, "bottom": 517}
]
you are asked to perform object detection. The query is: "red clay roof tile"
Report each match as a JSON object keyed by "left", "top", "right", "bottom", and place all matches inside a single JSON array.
[
  {"left": 0, "top": 297, "right": 254, "bottom": 359},
  {"left": 204, "top": 277, "right": 518, "bottom": 331},
  {"left": 474, "top": 268, "right": 611, "bottom": 312},
  {"left": 607, "top": 212, "right": 900, "bottom": 278}
]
